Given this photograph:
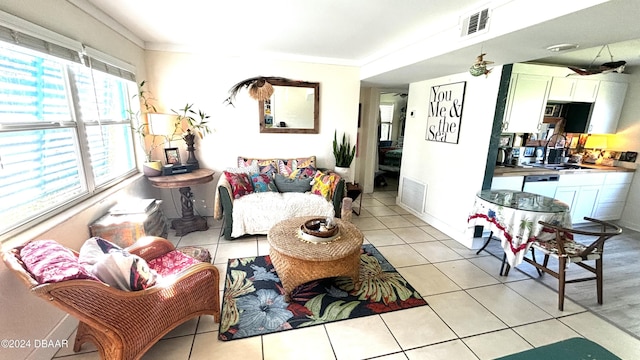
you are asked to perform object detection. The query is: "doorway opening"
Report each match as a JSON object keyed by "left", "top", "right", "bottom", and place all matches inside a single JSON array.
[{"left": 376, "top": 92, "right": 406, "bottom": 192}]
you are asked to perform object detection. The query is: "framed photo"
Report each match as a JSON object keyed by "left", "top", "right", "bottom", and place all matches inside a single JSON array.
[
  {"left": 164, "top": 148, "right": 181, "bottom": 165},
  {"left": 499, "top": 134, "right": 513, "bottom": 147},
  {"left": 544, "top": 104, "right": 562, "bottom": 117}
]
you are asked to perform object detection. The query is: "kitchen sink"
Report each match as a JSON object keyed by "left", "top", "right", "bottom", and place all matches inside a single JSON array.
[{"left": 530, "top": 163, "right": 588, "bottom": 170}]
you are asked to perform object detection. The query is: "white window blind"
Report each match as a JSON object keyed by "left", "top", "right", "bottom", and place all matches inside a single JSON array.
[
  {"left": 379, "top": 103, "right": 394, "bottom": 141},
  {"left": 0, "top": 25, "right": 137, "bottom": 238}
]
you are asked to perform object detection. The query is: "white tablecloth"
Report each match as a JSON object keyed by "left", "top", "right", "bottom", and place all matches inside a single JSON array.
[{"left": 468, "top": 193, "right": 572, "bottom": 267}]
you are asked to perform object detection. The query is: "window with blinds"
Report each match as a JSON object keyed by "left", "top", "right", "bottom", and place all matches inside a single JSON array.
[
  {"left": 379, "top": 103, "right": 394, "bottom": 141},
  {"left": 0, "top": 35, "right": 137, "bottom": 237}
]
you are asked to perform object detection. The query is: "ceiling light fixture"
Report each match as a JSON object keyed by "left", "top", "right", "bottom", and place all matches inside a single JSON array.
[{"left": 546, "top": 44, "right": 579, "bottom": 52}]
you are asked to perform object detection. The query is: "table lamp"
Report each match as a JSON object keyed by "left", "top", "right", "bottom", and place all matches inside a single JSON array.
[
  {"left": 584, "top": 135, "right": 608, "bottom": 150},
  {"left": 147, "top": 113, "right": 182, "bottom": 147}
]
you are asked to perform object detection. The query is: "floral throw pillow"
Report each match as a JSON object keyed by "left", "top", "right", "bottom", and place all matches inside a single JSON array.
[
  {"left": 224, "top": 171, "right": 254, "bottom": 199},
  {"left": 277, "top": 156, "right": 316, "bottom": 177},
  {"left": 20, "top": 239, "right": 97, "bottom": 284},
  {"left": 251, "top": 173, "right": 278, "bottom": 192},
  {"left": 310, "top": 170, "right": 341, "bottom": 201},
  {"left": 289, "top": 166, "right": 317, "bottom": 180}
]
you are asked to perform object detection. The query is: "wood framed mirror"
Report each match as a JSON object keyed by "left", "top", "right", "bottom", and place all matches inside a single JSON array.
[{"left": 259, "top": 79, "right": 319, "bottom": 134}]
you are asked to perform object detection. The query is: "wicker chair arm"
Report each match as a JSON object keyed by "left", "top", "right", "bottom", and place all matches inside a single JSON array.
[
  {"left": 125, "top": 236, "right": 175, "bottom": 261},
  {"left": 1, "top": 247, "right": 40, "bottom": 288}
]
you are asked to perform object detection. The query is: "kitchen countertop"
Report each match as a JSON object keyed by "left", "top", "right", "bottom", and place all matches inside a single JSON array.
[{"left": 494, "top": 163, "right": 635, "bottom": 177}]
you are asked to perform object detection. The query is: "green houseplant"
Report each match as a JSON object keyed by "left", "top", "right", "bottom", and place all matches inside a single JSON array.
[
  {"left": 172, "top": 103, "right": 211, "bottom": 167},
  {"left": 333, "top": 131, "right": 356, "bottom": 182},
  {"left": 333, "top": 131, "right": 356, "bottom": 167}
]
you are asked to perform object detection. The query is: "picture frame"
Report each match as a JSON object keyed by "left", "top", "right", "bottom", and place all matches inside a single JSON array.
[
  {"left": 499, "top": 134, "right": 513, "bottom": 147},
  {"left": 164, "top": 148, "right": 181, "bottom": 165},
  {"left": 545, "top": 104, "right": 562, "bottom": 117},
  {"left": 425, "top": 81, "right": 466, "bottom": 144}
]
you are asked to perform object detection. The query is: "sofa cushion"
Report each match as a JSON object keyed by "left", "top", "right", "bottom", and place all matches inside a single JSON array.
[
  {"left": 277, "top": 156, "right": 316, "bottom": 177},
  {"left": 274, "top": 173, "right": 312, "bottom": 193},
  {"left": 224, "top": 171, "right": 255, "bottom": 199},
  {"left": 289, "top": 165, "right": 317, "bottom": 180},
  {"left": 251, "top": 173, "right": 278, "bottom": 193},
  {"left": 237, "top": 157, "right": 278, "bottom": 177},
  {"left": 311, "top": 170, "right": 341, "bottom": 201},
  {"left": 230, "top": 192, "right": 335, "bottom": 238},
  {"left": 147, "top": 250, "right": 201, "bottom": 278},
  {"left": 20, "top": 239, "right": 96, "bottom": 284}
]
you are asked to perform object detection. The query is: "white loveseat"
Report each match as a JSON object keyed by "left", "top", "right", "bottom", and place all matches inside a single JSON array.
[{"left": 214, "top": 156, "right": 345, "bottom": 239}]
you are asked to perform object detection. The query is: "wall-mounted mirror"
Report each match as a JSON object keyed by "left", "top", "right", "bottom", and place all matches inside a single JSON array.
[{"left": 259, "top": 79, "right": 319, "bottom": 134}]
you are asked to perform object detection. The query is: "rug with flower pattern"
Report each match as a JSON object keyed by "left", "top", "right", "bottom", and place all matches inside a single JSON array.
[{"left": 219, "top": 244, "right": 427, "bottom": 340}]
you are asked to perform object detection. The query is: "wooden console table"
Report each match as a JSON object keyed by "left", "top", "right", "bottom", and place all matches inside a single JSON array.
[{"left": 146, "top": 168, "right": 214, "bottom": 236}]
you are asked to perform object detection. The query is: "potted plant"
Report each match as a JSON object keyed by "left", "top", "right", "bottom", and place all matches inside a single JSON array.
[
  {"left": 172, "top": 103, "right": 211, "bottom": 167},
  {"left": 332, "top": 131, "right": 356, "bottom": 182}
]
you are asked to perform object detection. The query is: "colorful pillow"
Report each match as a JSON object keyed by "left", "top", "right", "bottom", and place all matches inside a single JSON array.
[
  {"left": 277, "top": 156, "right": 316, "bottom": 177},
  {"left": 311, "top": 171, "right": 342, "bottom": 201},
  {"left": 237, "top": 157, "right": 278, "bottom": 177},
  {"left": 274, "top": 173, "right": 312, "bottom": 193},
  {"left": 147, "top": 250, "right": 200, "bottom": 277},
  {"left": 289, "top": 165, "right": 317, "bottom": 180},
  {"left": 225, "top": 162, "right": 259, "bottom": 175},
  {"left": 251, "top": 173, "right": 278, "bottom": 192},
  {"left": 79, "top": 237, "right": 156, "bottom": 291},
  {"left": 20, "top": 239, "right": 96, "bottom": 284},
  {"left": 224, "top": 171, "right": 254, "bottom": 199}
]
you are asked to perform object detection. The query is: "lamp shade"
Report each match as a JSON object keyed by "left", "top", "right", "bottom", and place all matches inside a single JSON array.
[
  {"left": 147, "top": 113, "right": 181, "bottom": 137},
  {"left": 584, "top": 135, "right": 608, "bottom": 149}
]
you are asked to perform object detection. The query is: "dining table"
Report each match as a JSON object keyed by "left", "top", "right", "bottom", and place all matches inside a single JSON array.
[{"left": 467, "top": 189, "right": 572, "bottom": 273}]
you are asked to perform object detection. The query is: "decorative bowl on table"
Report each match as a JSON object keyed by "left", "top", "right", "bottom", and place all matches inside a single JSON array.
[{"left": 298, "top": 218, "right": 340, "bottom": 243}]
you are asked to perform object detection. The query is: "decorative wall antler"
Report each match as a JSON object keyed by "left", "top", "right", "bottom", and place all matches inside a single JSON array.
[{"left": 224, "top": 76, "right": 295, "bottom": 106}]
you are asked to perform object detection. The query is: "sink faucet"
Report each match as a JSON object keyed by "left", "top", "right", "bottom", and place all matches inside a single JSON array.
[{"left": 542, "top": 133, "right": 567, "bottom": 164}]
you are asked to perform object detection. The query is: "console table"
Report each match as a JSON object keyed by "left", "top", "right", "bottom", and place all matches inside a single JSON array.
[{"left": 147, "top": 168, "right": 214, "bottom": 236}]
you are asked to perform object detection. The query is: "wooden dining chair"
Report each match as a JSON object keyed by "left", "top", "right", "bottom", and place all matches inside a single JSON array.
[{"left": 512, "top": 217, "right": 622, "bottom": 311}]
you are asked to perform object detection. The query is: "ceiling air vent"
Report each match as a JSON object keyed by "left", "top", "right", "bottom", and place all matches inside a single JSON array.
[{"left": 461, "top": 8, "right": 490, "bottom": 37}]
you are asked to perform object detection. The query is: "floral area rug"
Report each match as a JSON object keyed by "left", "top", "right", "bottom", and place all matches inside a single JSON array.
[{"left": 219, "top": 244, "right": 427, "bottom": 341}]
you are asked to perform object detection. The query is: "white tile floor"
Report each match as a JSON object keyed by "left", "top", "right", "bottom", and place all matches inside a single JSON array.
[{"left": 53, "top": 189, "right": 640, "bottom": 360}]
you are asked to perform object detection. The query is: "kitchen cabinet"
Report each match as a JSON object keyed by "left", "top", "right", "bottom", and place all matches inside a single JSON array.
[
  {"left": 502, "top": 73, "right": 551, "bottom": 133},
  {"left": 555, "top": 173, "right": 606, "bottom": 224},
  {"left": 555, "top": 171, "right": 634, "bottom": 224},
  {"left": 594, "top": 172, "right": 633, "bottom": 220},
  {"left": 587, "top": 80, "right": 628, "bottom": 134},
  {"left": 548, "top": 77, "right": 599, "bottom": 102}
]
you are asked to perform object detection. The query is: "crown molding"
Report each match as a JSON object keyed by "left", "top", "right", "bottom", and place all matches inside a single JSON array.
[{"left": 67, "top": 0, "right": 144, "bottom": 48}]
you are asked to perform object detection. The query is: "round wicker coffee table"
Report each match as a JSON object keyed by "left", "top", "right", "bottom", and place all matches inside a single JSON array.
[{"left": 268, "top": 216, "right": 364, "bottom": 301}]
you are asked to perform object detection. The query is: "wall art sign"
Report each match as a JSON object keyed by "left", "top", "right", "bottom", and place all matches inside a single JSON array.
[{"left": 425, "top": 81, "right": 466, "bottom": 144}]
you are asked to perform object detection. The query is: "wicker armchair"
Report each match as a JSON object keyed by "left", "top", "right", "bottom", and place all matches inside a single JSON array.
[{"left": 2, "top": 236, "right": 220, "bottom": 360}]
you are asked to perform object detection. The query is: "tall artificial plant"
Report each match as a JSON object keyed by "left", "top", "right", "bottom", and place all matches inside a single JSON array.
[
  {"left": 171, "top": 103, "right": 211, "bottom": 139},
  {"left": 333, "top": 131, "right": 356, "bottom": 167},
  {"left": 128, "top": 81, "right": 165, "bottom": 162}
]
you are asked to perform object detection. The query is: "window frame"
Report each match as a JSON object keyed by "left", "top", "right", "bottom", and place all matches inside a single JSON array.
[{"left": 0, "top": 17, "right": 139, "bottom": 241}]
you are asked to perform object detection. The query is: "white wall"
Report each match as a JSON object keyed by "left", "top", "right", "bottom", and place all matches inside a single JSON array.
[
  {"left": 399, "top": 68, "right": 503, "bottom": 247},
  {"left": 613, "top": 70, "right": 640, "bottom": 231},
  {"left": 0, "top": 2, "right": 149, "bottom": 359},
  {"left": 144, "top": 51, "right": 361, "bottom": 218}
]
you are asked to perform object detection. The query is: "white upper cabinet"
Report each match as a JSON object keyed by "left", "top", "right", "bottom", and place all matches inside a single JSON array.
[
  {"left": 548, "top": 77, "right": 599, "bottom": 102},
  {"left": 502, "top": 72, "right": 551, "bottom": 133},
  {"left": 588, "top": 80, "right": 629, "bottom": 134}
]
